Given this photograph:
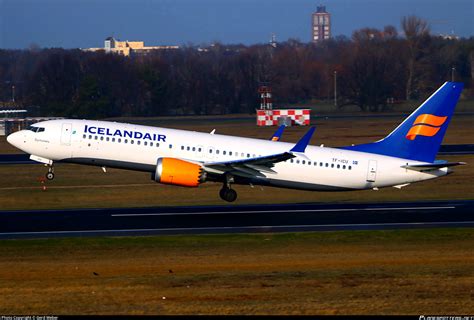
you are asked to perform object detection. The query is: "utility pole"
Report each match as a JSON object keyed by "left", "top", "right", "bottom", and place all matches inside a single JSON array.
[{"left": 334, "top": 71, "right": 337, "bottom": 107}]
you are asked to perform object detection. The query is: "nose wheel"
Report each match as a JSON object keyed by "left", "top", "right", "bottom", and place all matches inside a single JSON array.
[
  {"left": 46, "top": 165, "right": 55, "bottom": 180},
  {"left": 219, "top": 173, "right": 237, "bottom": 202}
]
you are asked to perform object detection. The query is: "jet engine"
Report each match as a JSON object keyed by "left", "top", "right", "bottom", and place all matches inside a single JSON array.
[{"left": 152, "top": 158, "right": 206, "bottom": 187}]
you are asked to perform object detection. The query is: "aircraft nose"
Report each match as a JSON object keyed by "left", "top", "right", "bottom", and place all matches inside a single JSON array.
[{"left": 6, "top": 131, "right": 21, "bottom": 147}]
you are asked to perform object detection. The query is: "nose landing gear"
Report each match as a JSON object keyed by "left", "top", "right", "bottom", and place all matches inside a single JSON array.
[
  {"left": 45, "top": 165, "right": 55, "bottom": 180},
  {"left": 219, "top": 173, "right": 237, "bottom": 202}
]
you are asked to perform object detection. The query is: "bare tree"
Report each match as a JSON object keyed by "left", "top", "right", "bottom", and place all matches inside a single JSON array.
[{"left": 402, "top": 15, "right": 430, "bottom": 100}]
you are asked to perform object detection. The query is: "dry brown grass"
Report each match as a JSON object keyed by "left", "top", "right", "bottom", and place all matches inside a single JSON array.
[
  {"left": 0, "top": 115, "right": 473, "bottom": 210},
  {"left": 0, "top": 154, "right": 472, "bottom": 210},
  {"left": 0, "top": 230, "right": 473, "bottom": 314}
]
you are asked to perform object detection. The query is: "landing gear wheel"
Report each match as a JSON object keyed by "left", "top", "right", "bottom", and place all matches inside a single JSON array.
[
  {"left": 219, "top": 187, "right": 237, "bottom": 202},
  {"left": 46, "top": 165, "right": 55, "bottom": 180}
]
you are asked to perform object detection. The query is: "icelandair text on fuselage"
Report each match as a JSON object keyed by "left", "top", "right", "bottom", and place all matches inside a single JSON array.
[{"left": 84, "top": 125, "right": 166, "bottom": 142}]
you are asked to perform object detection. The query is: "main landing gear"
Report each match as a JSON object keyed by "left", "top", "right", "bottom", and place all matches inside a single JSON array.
[
  {"left": 45, "top": 164, "right": 55, "bottom": 180},
  {"left": 219, "top": 174, "right": 237, "bottom": 202}
]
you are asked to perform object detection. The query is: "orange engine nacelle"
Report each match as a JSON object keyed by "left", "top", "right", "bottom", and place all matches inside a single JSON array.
[{"left": 152, "top": 158, "right": 206, "bottom": 187}]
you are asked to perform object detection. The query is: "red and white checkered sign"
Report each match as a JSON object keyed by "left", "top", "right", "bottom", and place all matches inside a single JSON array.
[{"left": 256, "top": 109, "right": 310, "bottom": 126}]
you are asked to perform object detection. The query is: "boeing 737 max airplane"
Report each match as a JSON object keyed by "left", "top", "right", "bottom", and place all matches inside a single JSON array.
[{"left": 7, "top": 82, "right": 466, "bottom": 202}]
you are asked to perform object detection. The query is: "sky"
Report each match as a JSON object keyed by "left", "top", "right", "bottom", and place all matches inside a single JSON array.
[{"left": 0, "top": 0, "right": 473, "bottom": 49}]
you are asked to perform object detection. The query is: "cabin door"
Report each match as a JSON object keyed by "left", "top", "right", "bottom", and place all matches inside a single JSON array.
[
  {"left": 366, "top": 160, "right": 377, "bottom": 182},
  {"left": 60, "top": 123, "right": 72, "bottom": 146}
]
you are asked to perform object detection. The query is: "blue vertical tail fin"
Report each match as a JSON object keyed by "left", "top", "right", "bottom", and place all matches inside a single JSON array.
[{"left": 341, "top": 82, "right": 464, "bottom": 163}]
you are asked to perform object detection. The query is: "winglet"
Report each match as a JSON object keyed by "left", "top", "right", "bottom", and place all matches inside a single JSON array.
[
  {"left": 270, "top": 125, "right": 286, "bottom": 141},
  {"left": 290, "top": 127, "right": 315, "bottom": 153}
]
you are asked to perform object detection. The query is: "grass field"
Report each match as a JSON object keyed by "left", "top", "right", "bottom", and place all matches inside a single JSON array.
[
  {"left": 0, "top": 114, "right": 473, "bottom": 210},
  {"left": 1, "top": 229, "right": 473, "bottom": 314},
  {"left": 0, "top": 154, "right": 472, "bottom": 210},
  {"left": 0, "top": 114, "right": 473, "bottom": 315}
]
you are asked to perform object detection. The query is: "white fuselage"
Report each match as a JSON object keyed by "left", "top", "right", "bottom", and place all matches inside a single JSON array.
[{"left": 8, "top": 119, "right": 448, "bottom": 191}]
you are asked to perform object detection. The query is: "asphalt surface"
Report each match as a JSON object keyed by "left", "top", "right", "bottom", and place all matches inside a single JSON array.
[
  {"left": 0, "top": 200, "right": 472, "bottom": 239},
  {"left": 0, "top": 144, "right": 472, "bottom": 165}
]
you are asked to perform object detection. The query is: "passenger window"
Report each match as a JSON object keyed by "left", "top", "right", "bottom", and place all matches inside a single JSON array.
[
  {"left": 229, "top": 151, "right": 233, "bottom": 156},
  {"left": 216, "top": 150, "right": 220, "bottom": 154},
  {"left": 106, "top": 137, "right": 110, "bottom": 142},
  {"left": 209, "top": 149, "right": 213, "bottom": 153},
  {"left": 290, "top": 159, "right": 294, "bottom": 163},
  {"left": 192, "top": 147, "right": 196, "bottom": 151},
  {"left": 296, "top": 160, "right": 300, "bottom": 164},
  {"left": 181, "top": 146, "right": 184, "bottom": 150},
  {"left": 112, "top": 138, "right": 115, "bottom": 142},
  {"left": 144, "top": 141, "right": 147, "bottom": 146},
  {"left": 198, "top": 147, "right": 201, "bottom": 152},
  {"left": 319, "top": 162, "right": 323, "bottom": 166},
  {"left": 348, "top": 166, "right": 352, "bottom": 170},
  {"left": 187, "top": 146, "right": 190, "bottom": 151},
  {"left": 156, "top": 143, "right": 160, "bottom": 147},
  {"left": 83, "top": 134, "right": 86, "bottom": 139},
  {"left": 331, "top": 164, "right": 334, "bottom": 168},
  {"left": 302, "top": 160, "right": 306, "bottom": 165},
  {"left": 343, "top": 165, "right": 346, "bottom": 169},
  {"left": 118, "top": 138, "right": 122, "bottom": 143},
  {"left": 94, "top": 136, "right": 98, "bottom": 140},
  {"left": 169, "top": 144, "right": 172, "bottom": 149},
  {"left": 89, "top": 135, "right": 92, "bottom": 139},
  {"left": 337, "top": 164, "right": 340, "bottom": 169},
  {"left": 247, "top": 153, "right": 250, "bottom": 158},
  {"left": 100, "top": 136, "right": 104, "bottom": 141},
  {"left": 124, "top": 139, "right": 128, "bottom": 144},
  {"left": 137, "top": 141, "right": 140, "bottom": 145},
  {"left": 223, "top": 151, "right": 226, "bottom": 155},
  {"left": 325, "top": 163, "right": 328, "bottom": 167}
]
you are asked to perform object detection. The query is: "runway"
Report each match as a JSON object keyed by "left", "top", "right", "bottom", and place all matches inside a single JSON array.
[{"left": 0, "top": 200, "right": 472, "bottom": 239}]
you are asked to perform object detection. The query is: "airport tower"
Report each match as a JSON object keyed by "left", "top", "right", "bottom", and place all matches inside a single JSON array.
[{"left": 312, "top": 5, "right": 331, "bottom": 43}]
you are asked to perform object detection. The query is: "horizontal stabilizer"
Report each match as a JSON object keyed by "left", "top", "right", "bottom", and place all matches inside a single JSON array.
[{"left": 402, "top": 161, "right": 466, "bottom": 171}]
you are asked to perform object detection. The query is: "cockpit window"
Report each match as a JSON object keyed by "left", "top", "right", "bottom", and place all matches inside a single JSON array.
[{"left": 26, "top": 126, "right": 45, "bottom": 133}]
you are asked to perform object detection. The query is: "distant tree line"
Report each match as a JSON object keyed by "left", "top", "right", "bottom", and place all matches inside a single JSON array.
[{"left": 0, "top": 16, "right": 473, "bottom": 118}]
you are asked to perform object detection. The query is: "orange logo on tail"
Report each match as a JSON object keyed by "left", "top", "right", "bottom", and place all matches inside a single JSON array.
[{"left": 406, "top": 114, "right": 447, "bottom": 140}]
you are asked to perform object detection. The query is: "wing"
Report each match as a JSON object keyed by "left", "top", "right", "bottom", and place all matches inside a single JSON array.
[
  {"left": 203, "top": 152, "right": 295, "bottom": 176},
  {"left": 270, "top": 125, "right": 286, "bottom": 141},
  {"left": 203, "top": 127, "right": 315, "bottom": 178}
]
